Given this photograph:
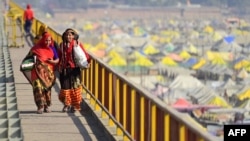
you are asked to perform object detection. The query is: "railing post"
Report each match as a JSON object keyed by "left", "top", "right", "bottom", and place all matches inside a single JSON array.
[
  {"left": 151, "top": 103, "right": 156, "bottom": 141},
  {"left": 140, "top": 96, "right": 145, "bottom": 141},
  {"left": 164, "top": 114, "right": 170, "bottom": 141},
  {"left": 122, "top": 83, "right": 127, "bottom": 130},
  {"left": 179, "top": 124, "right": 186, "bottom": 141},
  {"left": 94, "top": 61, "right": 100, "bottom": 110},
  {"left": 130, "top": 90, "right": 136, "bottom": 138},
  {"left": 101, "top": 67, "right": 105, "bottom": 106},
  {"left": 115, "top": 78, "right": 120, "bottom": 122}
]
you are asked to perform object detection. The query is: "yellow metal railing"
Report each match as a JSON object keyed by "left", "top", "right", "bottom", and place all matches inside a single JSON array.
[
  {"left": 3, "top": 5, "right": 24, "bottom": 47},
  {"left": 82, "top": 58, "right": 220, "bottom": 141},
  {"left": 10, "top": 1, "right": 221, "bottom": 141}
]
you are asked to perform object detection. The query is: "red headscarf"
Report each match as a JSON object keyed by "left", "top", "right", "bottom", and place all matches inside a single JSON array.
[
  {"left": 27, "top": 4, "right": 31, "bottom": 9},
  {"left": 30, "top": 33, "right": 56, "bottom": 81},
  {"left": 31, "top": 32, "right": 54, "bottom": 62}
]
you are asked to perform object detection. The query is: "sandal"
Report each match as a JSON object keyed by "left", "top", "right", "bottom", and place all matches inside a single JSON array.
[
  {"left": 62, "top": 105, "right": 70, "bottom": 112},
  {"left": 44, "top": 106, "right": 51, "bottom": 113},
  {"left": 70, "top": 107, "right": 81, "bottom": 113},
  {"left": 37, "top": 108, "right": 43, "bottom": 114},
  {"left": 70, "top": 107, "right": 75, "bottom": 113}
]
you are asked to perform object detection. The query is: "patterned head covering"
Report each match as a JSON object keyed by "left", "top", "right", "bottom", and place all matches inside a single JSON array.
[
  {"left": 36, "top": 32, "right": 53, "bottom": 47},
  {"left": 31, "top": 32, "right": 55, "bottom": 62},
  {"left": 63, "top": 28, "right": 79, "bottom": 40}
]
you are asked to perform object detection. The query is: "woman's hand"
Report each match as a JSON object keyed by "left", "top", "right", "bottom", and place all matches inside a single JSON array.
[
  {"left": 87, "top": 63, "right": 91, "bottom": 68},
  {"left": 47, "top": 58, "right": 59, "bottom": 64},
  {"left": 73, "top": 40, "right": 80, "bottom": 47}
]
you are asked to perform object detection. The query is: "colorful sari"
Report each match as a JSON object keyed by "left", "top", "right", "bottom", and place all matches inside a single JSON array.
[
  {"left": 25, "top": 33, "right": 58, "bottom": 113},
  {"left": 31, "top": 61, "right": 55, "bottom": 111}
]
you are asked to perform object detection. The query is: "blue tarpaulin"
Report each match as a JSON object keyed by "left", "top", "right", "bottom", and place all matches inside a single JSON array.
[
  {"left": 224, "top": 35, "right": 235, "bottom": 44},
  {"left": 181, "top": 57, "right": 197, "bottom": 68}
]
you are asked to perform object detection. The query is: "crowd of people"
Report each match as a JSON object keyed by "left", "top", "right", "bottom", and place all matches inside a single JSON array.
[{"left": 20, "top": 4, "right": 91, "bottom": 114}]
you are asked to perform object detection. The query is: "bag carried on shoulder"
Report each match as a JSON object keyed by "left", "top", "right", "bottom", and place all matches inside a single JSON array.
[
  {"left": 73, "top": 45, "right": 89, "bottom": 69},
  {"left": 20, "top": 56, "right": 35, "bottom": 71},
  {"left": 20, "top": 55, "right": 36, "bottom": 84}
]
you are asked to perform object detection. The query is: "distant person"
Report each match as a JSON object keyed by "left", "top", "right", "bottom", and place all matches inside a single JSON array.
[
  {"left": 23, "top": 4, "right": 34, "bottom": 35},
  {"left": 234, "top": 112, "right": 244, "bottom": 124},
  {"left": 151, "top": 83, "right": 168, "bottom": 97},
  {"left": 4, "top": 0, "right": 9, "bottom": 14},
  {"left": 180, "top": 8, "right": 185, "bottom": 17}
]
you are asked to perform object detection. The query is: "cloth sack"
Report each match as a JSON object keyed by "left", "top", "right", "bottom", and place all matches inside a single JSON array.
[
  {"left": 20, "top": 56, "right": 35, "bottom": 71},
  {"left": 73, "top": 45, "right": 88, "bottom": 69},
  {"left": 20, "top": 55, "right": 35, "bottom": 84}
]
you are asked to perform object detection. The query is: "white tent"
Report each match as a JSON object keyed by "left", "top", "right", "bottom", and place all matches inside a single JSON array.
[
  {"left": 188, "top": 87, "right": 217, "bottom": 104},
  {"left": 238, "top": 99, "right": 250, "bottom": 110},
  {"left": 169, "top": 75, "right": 204, "bottom": 89},
  {"left": 221, "top": 78, "right": 236, "bottom": 89}
]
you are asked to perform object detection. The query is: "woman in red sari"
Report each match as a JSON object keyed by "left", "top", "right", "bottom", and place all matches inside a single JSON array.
[
  {"left": 58, "top": 28, "right": 90, "bottom": 113},
  {"left": 26, "top": 32, "right": 59, "bottom": 114}
]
